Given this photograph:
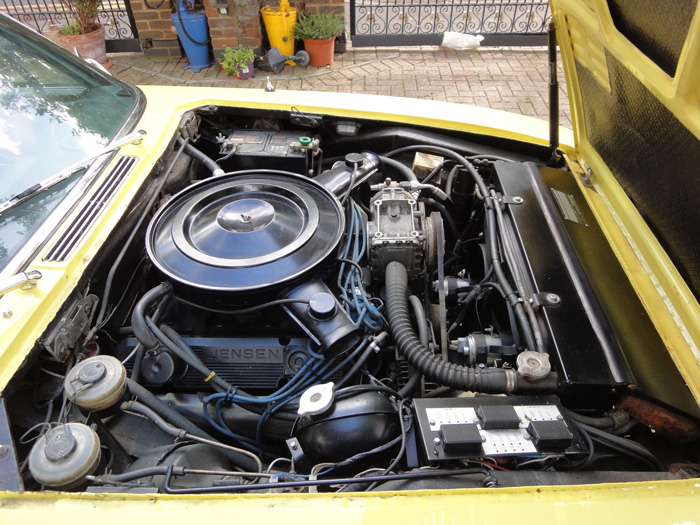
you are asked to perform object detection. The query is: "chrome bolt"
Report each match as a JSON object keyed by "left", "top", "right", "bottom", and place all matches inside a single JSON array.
[
  {"left": 546, "top": 293, "right": 560, "bottom": 304},
  {"left": 289, "top": 441, "right": 298, "bottom": 450},
  {"left": 513, "top": 196, "right": 524, "bottom": 204},
  {"left": 433, "top": 437, "right": 441, "bottom": 445},
  {"left": 2, "top": 310, "right": 12, "bottom": 319}
]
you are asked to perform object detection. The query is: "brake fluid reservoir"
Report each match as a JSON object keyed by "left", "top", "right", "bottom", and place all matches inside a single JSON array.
[
  {"left": 28, "top": 423, "right": 101, "bottom": 489},
  {"left": 64, "top": 355, "right": 127, "bottom": 411}
]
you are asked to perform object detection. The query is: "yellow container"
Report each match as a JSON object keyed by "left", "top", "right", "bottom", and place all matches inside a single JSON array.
[{"left": 260, "top": 0, "right": 297, "bottom": 57}]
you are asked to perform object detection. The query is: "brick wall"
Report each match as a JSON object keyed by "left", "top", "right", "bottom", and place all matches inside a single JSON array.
[
  {"left": 203, "top": 0, "right": 262, "bottom": 58},
  {"left": 302, "top": 0, "right": 343, "bottom": 15},
  {"left": 129, "top": 0, "right": 340, "bottom": 60},
  {"left": 130, "top": 0, "right": 181, "bottom": 58}
]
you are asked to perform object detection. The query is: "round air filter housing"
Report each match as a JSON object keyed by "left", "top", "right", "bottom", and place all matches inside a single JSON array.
[{"left": 146, "top": 170, "right": 344, "bottom": 297}]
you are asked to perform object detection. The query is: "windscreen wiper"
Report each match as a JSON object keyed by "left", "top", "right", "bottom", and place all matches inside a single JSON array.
[{"left": 0, "top": 129, "right": 146, "bottom": 216}]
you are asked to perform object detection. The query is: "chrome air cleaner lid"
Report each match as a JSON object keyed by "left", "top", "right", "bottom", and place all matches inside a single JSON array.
[{"left": 146, "top": 170, "right": 344, "bottom": 293}]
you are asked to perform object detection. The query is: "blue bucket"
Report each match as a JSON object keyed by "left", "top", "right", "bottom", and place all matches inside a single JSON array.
[{"left": 171, "top": 5, "right": 213, "bottom": 72}]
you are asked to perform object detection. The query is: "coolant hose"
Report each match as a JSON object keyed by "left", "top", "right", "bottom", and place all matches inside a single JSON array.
[
  {"left": 385, "top": 261, "right": 556, "bottom": 394},
  {"left": 379, "top": 156, "right": 418, "bottom": 182},
  {"left": 176, "top": 137, "right": 224, "bottom": 176},
  {"left": 131, "top": 283, "right": 170, "bottom": 350}
]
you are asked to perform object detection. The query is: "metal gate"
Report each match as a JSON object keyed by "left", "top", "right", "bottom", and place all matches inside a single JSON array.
[
  {"left": 0, "top": 0, "right": 140, "bottom": 52},
  {"left": 351, "top": 0, "right": 551, "bottom": 47}
]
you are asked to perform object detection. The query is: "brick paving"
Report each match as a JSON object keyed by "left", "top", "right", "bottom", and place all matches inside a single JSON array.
[{"left": 111, "top": 45, "right": 572, "bottom": 129}]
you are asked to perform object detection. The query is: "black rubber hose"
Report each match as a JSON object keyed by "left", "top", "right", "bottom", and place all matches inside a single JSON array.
[
  {"left": 131, "top": 296, "right": 169, "bottom": 382},
  {"left": 385, "top": 261, "right": 556, "bottom": 394},
  {"left": 176, "top": 138, "right": 222, "bottom": 175},
  {"left": 378, "top": 156, "right": 418, "bottom": 182},
  {"left": 385, "top": 145, "right": 489, "bottom": 197},
  {"left": 398, "top": 367, "right": 421, "bottom": 398},
  {"left": 126, "top": 378, "right": 214, "bottom": 440},
  {"left": 423, "top": 198, "right": 458, "bottom": 241},
  {"left": 568, "top": 411, "right": 616, "bottom": 430},
  {"left": 131, "top": 283, "right": 170, "bottom": 350},
  {"left": 386, "top": 261, "right": 508, "bottom": 393}
]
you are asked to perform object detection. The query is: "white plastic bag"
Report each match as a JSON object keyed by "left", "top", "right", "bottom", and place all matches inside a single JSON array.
[{"left": 441, "top": 32, "right": 484, "bottom": 50}]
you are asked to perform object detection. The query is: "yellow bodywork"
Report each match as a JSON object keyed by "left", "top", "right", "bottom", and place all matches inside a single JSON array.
[
  {"left": 551, "top": 0, "right": 700, "bottom": 403},
  {"left": 3, "top": 0, "right": 700, "bottom": 516}
]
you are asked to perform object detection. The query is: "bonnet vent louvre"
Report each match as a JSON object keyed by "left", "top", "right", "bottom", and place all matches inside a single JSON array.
[{"left": 44, "top": 156, "right": 137, "bottom": 262}]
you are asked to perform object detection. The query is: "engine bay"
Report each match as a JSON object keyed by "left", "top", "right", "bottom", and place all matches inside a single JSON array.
[{"left": 4, "top": 107, "right": 699, "bottom": 493}]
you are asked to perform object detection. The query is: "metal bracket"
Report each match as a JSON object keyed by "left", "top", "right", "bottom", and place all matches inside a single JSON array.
[
  {"left": 42, "top": 294, "right": 99, "bottom": 361},
  {"left": 581, "top": 167, "right": 594, "bottom": 188},
  {"left": 531, "top": 292, "right": 561, "bottom": 309},
  {"left": 179, "top": 112, "right": 201, "bottom": 142},
  {"left": 0, "top": 270, "right": 42, "bottom": 296},
  {"left": 286, "top": 437, "right": 310, "bottom": 472},
  {"left": 501, "top": 195, "right": 524, "bottom": 205},
  {"left": 290, "top": 107, "right": 321, "bottom": 128}
]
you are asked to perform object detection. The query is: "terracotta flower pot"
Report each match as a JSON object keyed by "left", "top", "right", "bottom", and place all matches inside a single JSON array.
[
  {"left": 55, "top": 24, "right": 112, "bottom": 69},
  {"left": 303, "top": 37, "right": 336, "bottom": 67}
]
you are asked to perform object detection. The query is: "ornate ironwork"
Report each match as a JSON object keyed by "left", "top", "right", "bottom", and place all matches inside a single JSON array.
[
  {"left": 1, "top": 0, "right": 138, "bottom": 42},
  {"left": 352, "top": 0, "right": 551, "bottom": 47}
]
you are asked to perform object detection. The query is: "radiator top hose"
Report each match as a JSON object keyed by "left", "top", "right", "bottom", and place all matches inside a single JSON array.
[{"left": 384, "top": 261, "right": 557, "bottom": 394}]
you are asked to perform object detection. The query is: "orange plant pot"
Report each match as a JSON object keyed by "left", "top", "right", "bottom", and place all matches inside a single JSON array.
[
  {"left": 303, "top": 37, "right": 335, "bottom": 67},
  {"left": 55, "top": 24, "right": 112, "bottom": 69}
]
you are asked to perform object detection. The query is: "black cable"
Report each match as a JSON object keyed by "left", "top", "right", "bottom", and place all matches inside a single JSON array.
[
  {"left": 170, "top": 294, "right": 309, "bottom": 315},
  {"left": 335, "top": 384, "right": 403, "bottom": 401},
  {"left": 423, "top": 197, "right": 458, "bottom": 241},
  {"left": 384, "top": 145, "right": 488, "bottom": 198},
  {"left": 444, "top": 165, "right": 460, "bottom": 197},
  {"left": 568, "top": 410, "right": 616, "bottom": 430},
  {"left": 577, "top": 422, "right": 662, "bottom": 471},
  {"left": 145, "top": 319, "right": 229, "bottom": 393},
  {"left": 422, "top": 161, "right": 450, "bottom": 185},
  {"left": 367, "top": 399, "right": 411, "bottom": 490},
  {"left": 484, "top": 205, "right": 537, "bottom": 353},
  {"left": 93, "top": 137, "right": 189, "bottom": 333},
  {"left": 131, "top": 290, "right": 171, "bottom": 382},
  {"left": 162, "top": 466, "right": 492, "bottom": 493},
  {"left": 568, "top": 420, "right": 595, "bottom": 470},
  {"left": 126, "top": 379, "right": 215, "bottom": 440},
  {"left": 333, "top": 345, "right": 375, "bottom": 389}
]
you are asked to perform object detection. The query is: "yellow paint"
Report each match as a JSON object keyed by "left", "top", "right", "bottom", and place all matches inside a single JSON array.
[
  {"left": 0, "top": 45, "right": 698, "bottom": 514},
  {"left": 551, "top": 0, "right": 700, "bottom": 404},
  {"left": 0, "top": 478, "right": 699, "bottom": 523}
]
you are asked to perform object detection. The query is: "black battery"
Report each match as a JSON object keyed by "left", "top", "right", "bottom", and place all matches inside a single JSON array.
[{"left": 218, "top": 130, "right": 309, "bottom": 172}]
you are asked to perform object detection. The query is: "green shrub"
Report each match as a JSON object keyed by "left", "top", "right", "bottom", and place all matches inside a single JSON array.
[
  {"left": 293, "top": 11, "right": 345, "bottom": 40},
  {"left": 221, "top": 45, "right": 256, "bottom": 77},
  {"left": 59, "top": 0, "right": 102, "bottom": 34},
  {"left": 59, "top": 21, "right": 82, "bottom": 36}
]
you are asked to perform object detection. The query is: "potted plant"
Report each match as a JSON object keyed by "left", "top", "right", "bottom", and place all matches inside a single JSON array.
[
  {"left": 55, "top": 0, "right": 111, "bottom": 68},
  {"left": 292, "top": 11, "right": 345, "bottom": 67},
  {"left": 220, "top": 45, "right": 256, "bottom": 80}
]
